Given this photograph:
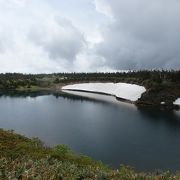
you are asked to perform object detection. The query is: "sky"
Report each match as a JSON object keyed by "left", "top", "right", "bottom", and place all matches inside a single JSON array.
[{"left": 0, "top": 0, "right": 180, "bottom": 73}]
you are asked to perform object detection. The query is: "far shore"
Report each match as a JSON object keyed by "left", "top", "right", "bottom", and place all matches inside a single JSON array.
[{"left": 0, "top": 75, "right": 180, "bottom": 110}]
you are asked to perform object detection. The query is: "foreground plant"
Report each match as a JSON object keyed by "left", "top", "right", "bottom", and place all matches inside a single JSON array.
[{"left": 0, "top": 129, "right": 180, "bottom": 180}]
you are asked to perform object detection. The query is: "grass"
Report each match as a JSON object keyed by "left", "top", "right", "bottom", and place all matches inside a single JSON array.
[
  {"left": 1, "top": 129, "right": 180, "bottom": 179},
  {"left": 16, "top": 85, "right": 51, "bottom": 91}
]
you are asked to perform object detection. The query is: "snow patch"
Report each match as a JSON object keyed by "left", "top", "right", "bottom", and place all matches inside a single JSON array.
[
  {"left": 62, "top": 83, "right": 146, "bottom": 102},
  {"left": 174, "top": 98, "right": 180, "bottom": 106}
]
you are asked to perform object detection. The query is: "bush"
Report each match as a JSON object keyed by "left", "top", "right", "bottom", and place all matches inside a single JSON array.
[{"left": 52, "top": 144, "right": 71, "bottom": 156}]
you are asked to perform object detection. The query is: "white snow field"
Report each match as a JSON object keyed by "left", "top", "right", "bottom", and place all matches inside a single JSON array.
[
  {"left": 62, "top": 83, "right": 146, "bottom": 102},
  {"left": 174, "top": 98, "right": 180, "bottom": 106}
]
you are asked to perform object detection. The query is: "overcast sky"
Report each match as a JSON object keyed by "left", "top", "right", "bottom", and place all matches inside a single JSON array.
[{"left": 0, "top": 0, "right": 179, "bottom": 73}]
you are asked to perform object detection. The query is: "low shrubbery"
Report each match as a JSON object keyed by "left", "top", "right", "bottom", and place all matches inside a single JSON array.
[{"left": 1, "top": 129, "right": 180, "bottom": 179}]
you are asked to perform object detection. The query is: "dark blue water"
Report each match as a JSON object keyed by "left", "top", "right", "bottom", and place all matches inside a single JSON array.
[{"left": 0, "top": 91, "right": 180, "bottom": 172}]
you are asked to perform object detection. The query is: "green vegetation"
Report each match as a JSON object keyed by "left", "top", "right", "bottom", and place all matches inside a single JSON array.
[
  {"left": 0, "top": 70, "right": 180, "bottom": 109},
  {"left": 1, "top": 128, "right": 180, "bottom": 179}
]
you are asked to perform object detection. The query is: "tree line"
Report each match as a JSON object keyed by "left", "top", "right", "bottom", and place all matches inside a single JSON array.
[{"left": 0, "top": 70, "right": 179, "bottom": 89}]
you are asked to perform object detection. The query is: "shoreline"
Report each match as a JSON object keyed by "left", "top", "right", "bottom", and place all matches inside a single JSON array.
[{"left": 2, "top": 128, "right": 180, "bottom": 179}]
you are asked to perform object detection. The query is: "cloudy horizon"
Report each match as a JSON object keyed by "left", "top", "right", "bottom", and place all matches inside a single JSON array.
[{"left": 0, "top": 0, "right": 180, "bottom": 73}]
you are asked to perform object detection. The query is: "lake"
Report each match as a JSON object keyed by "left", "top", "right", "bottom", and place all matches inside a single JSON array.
[{"left": 0, "top": 91, "right": 180, "bottom": 172}]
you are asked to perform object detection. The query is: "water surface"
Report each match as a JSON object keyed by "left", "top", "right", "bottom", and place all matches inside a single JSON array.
[{"left": 0, "top": 91, "right": 180, "bottom": 172}]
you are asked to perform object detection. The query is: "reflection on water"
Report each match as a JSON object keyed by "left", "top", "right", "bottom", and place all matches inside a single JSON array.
[
  {"left": 0, "top": 90, "right": 180, "bottom": 172},
  {"left": 138, "top": 108, "right": 180, "bottom": 128},
  {"left": 175, "top": 110, "right": 180, "bottom": 118},
  {"left": 62, "top": 90, "right": 137, "bottom": 109}
]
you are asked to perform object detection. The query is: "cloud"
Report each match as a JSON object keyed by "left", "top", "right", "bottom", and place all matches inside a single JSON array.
[
  {"left": 73, "top": 49, "right": 107, "bottom": 72},
  {"left": 0, "top": 0, "right": 180, "bottom": 73},
  {"left": 94, "top": 0, "right": 113, "bottom": 18},
  {"left": 29, "top": 17, "right": 85, "bottom": 62},
  {"left": 95, "top": 0, "right": 180, "bottom": 70},
  {"left": 0, "top": 28, "right": 14, "bottom": 54},
  {"left": 0, "top": 0, "right": 109, "bottom": 73},
  {"left": 0, "top": 0, "right": 90, "bottom": 73},
  {"left": 0, "top": 40, "right": 5, "bottom": 53}
]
